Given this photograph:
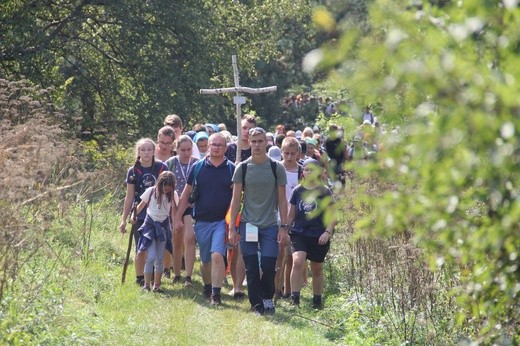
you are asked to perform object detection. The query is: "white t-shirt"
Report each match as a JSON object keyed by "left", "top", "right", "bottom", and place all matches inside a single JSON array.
[
  {"left": 285, "top": 170, "right": 299, "bottom": 203},
  {"left": 140, "top": 187, "right": 177, "bottom": 222}
]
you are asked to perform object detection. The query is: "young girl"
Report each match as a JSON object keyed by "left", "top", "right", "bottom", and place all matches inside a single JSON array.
[
  {"left": 134, "top": 171, "right": 178, "bottom": 292},
  {"left": 119, "top": 138, "right": 167, "bottom": 286},
  {"left": 287, "top": 158, "right": 337, "bottom": 309},
  {"left": 165, "top": 135, "right": 199, "bottom": 286}
]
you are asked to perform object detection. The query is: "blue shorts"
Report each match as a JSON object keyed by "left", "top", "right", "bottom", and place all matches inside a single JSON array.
[
  {"left": 194, "top": 220, "right": 227, "bottom": 263},
  {"left": 239, "top": 222, "right": 279, "bottom": 258}
]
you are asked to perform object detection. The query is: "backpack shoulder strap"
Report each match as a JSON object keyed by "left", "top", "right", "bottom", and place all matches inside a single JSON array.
[
  {"left": 297, "top": 164, "right": 303, "bottom": 181},
  {"left": 192, "top": 159, "right": 205, "bottom": 187},
  {"left": 241, "top": 157, "right": 252, "bottom": 188},
  {"left": 270, "top": 158, "right": 278, "bottom": 185}
]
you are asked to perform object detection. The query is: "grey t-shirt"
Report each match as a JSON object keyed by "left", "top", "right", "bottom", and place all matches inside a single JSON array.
[{"left": 233, "top": 158, "right": 287, "bottom": 228}]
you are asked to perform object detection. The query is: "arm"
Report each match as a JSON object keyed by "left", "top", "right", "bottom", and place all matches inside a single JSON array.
[
  {"left": 119, "top": 183, "right": 135, "bottom": 233},
  {"left": 174, "top": 183, "right": 192, "bottom": 230},
  {"left": 133, "top": 200, "right": 146, "bottom": 221},
  {"left": 171, "top": 191, "right": 179, "bottom": 233},
  {"left": 277, "top": 184, "right": 289, "bottom": 246},
  {"left": 287, "top": 202, "right": 296, "bottom": 230},
  {"left": 318, "top": 193, "right": 337, "bottom": 245},
  {"left": 227, "top": 182, "right": 243, "bottom": 246}
]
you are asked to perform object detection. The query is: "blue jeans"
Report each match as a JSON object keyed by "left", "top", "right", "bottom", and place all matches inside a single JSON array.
[{"left": 239, "top": 222, "right": 278, "bottom": 312}]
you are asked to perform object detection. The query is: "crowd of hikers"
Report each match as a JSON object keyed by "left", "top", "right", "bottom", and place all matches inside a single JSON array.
[{"left": 119, "top": 109, "right": 383, "bottom": 315}]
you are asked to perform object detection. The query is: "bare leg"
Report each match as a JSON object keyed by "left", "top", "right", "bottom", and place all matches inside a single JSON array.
[
  {"left": 230, "top": 246, "right": 245, "bottom": 293},
  {"left": 290, "top": 251, "right": 307, "bottom": 293},
  {"left": 310, "top": 261, "right": 325, "bottom": 295},
  {"left": 183, "top": 215, "right": 196, "bottom": 278},
  {"left": 211, "top": 253, "right": 226, "bottom": 288},
  {"left": 173, "top": 226, "right": 184, "bottom": 278}
]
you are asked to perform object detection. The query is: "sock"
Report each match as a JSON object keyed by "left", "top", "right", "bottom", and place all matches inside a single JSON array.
[
  {"left": 313, "top": 294, "right": 322, "bottom": 303},
  {"left": 212, "top": 287, "right": 221, "bottom": 295},
  {"left": 292, "top": 291, "right": 301, "bottom": 299},
  {"left": 204, "top": 283, "right": 212, "bottom": 291}
]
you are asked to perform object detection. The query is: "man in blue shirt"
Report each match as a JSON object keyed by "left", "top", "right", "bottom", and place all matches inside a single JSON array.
[{"left": 175, "top": 133, "right": 235, "bottom": 305}]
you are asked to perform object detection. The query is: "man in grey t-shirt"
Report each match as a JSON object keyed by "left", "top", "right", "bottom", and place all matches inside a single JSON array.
[{"left": 228, "top": 127, "right": 289, "bottom": 315}]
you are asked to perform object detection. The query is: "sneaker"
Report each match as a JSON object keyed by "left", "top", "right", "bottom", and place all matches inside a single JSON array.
[
  {"left": 263, "top": 299, "right": 275, "bottom": 315},
  {"left": 142, "top": 285, "right": 151, "bottom": 292},
  {"left": 163, "top": 268, "right": 171, "bottom": 279},
  {"left": 290, "top": 296, "right": 300, "bottom": 306},
  {"left": 183, "top": 276, "right": 193, "bottom": 287},
  {"left": 172, "top": 275, "right": 182, "bottom": 284},
  {"left": 233, "top": 292, "right": 245, "bottom": 300},
  {"left": 210, "top": 293, "right": 222, "bottom": 306},
  {"left": 136, "top": 276, "right": 145, "bottom": 286},
  {"left": 203, "top": 285, "right": 212, "bottom": 300},
  {"left": 312, "top": 299, "right": 323, "bottom": 310},
  {"left": 153, "top": 286, "right": 163, "bottom": 293}
]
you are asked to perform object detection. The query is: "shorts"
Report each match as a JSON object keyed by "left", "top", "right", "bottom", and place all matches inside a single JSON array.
[
  {"left": 183, "top": 207, "right": 193, "bottom": 217},
  {"left": 194, "top": 220, "right": 227, "bottom": 263},
  {"left": 290, "top": 233, "right": 330, "bottom": 263}
]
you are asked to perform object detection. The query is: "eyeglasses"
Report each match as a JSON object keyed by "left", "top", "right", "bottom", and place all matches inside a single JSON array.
[
  {"left": 210, "top": 143, "right": 226, "bottom": 148},
  {"left": 248, "top": 127, "right": 266, "bottom": 135}
]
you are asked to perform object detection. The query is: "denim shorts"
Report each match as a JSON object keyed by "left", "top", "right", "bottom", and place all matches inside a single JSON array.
[{"left": 194, "top": 220, "right": 227, "bottom": 263}]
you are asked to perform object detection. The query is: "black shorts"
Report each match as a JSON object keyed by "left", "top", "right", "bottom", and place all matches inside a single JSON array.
[
  {"left": 183, "top": 207, "right": 193, "bottom": 217},
  {"left": 290, "top": 233, "right": 330, "bottom": 263}
]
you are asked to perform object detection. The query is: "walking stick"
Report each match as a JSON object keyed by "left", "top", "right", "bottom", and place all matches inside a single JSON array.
[{"left": 121, "top": 204, "right": 136, "bottom": 285}]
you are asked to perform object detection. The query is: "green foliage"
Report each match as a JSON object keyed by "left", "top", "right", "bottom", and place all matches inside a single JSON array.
[{"left": 314, "top": 0, "right": 520, "bottom": 341}]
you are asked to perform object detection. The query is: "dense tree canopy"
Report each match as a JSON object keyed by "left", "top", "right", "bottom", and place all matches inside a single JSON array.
[{"left": 0, "top": 0, "right": 330, "bottom": 139}]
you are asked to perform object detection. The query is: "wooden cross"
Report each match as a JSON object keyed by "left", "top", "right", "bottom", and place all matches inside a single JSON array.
[{"left": 200, "top": 54, "right": 277, "bottom": 162}]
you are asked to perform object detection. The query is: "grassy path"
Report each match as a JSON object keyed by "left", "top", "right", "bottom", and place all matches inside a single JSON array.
[{"left": 59, "top": 255, "right": 337, "bottom": 345}]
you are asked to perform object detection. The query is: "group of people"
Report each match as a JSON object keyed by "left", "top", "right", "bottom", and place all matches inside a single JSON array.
[{"left": 119, "top": 113, "right": 338, "bottom": 315}]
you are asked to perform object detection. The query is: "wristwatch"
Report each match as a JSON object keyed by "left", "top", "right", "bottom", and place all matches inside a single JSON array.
[{"left": 280, "top": 224, "right": 288, "bottom": 229}]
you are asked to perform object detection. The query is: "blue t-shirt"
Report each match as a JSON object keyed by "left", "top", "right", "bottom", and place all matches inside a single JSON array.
[
  {"left": 289, "top": 184, "right": 334, "bottom": 237},
  {"left": 125, "top": 161, "right": 167, "bottom": 220},
  {"left": 187, "top": 158, "right": 235, "bottom": 222}
]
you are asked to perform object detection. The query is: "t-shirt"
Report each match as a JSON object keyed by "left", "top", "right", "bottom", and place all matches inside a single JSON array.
[
  {"left": 225, "top": 142, "right": 251, "bottom": 163},
  {"left": 165, "top": 156, "right": 198, "bottom": 195},
  {"left": 140, "top": 187, "right": 173, "bottom": 222},
  {"left": 233, "top": 158, "right": 287, "bottom": 228},
  {"left": 285, "top": 170, "right": 299, "bottom": 203},
  {"left": 187, "top": 158, "right": 235, "bottom": 222},
  {"left": 125, "top": 161, "right": 168, "bottom": 220},
  {"left": 290, "top": 185, "right": 334, "bottom": 237}
]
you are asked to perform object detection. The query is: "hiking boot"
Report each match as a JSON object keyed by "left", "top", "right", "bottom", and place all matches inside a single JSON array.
[
  {"left": 183, "top": 276, "right": 193, "bottom": 287},
  {"left": 210, "top": 293, "right": 222, "bottom": 306},
  {"left": 263, "top": 299, "right": 275, "bottom": 315},
  {"left": 172, "top": 275, "right": 182, "bottom": 284}
]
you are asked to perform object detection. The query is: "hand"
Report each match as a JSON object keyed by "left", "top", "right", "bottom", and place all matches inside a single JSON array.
[
  {"left": 119, "top": 221, "right": 127, "bottom": 234},
  {"left": 228, "top": 226, "right": 238, "bottom": 246},
  {"left": 318, "top": 231, "right": 330, "bottom": 245},
  {"left": 277, "top": 228, "right": 289, "bottom": 247},
  {"left": 174, "top": 219, "right": 184, "bottom": 232}
]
